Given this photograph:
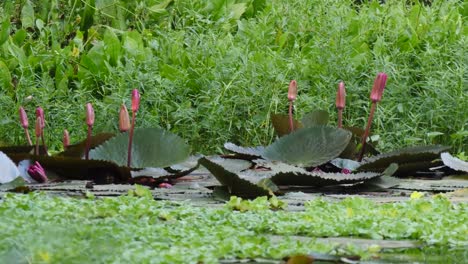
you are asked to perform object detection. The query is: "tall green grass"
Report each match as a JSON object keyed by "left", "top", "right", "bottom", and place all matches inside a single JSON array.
[{"left": 0, "top": 0, "right": 466, "bottom": 153}]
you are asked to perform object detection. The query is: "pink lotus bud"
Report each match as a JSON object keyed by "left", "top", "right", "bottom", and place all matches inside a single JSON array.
[
  {"left": 63, "top": 129, "right": 70, "bottom": 149},
  {"left": 335, "top": 81, "right": 346, "bottom": 110},
  {"left": 158, "top": 183, "right": 173, "bottom": 188},
  {"left": 287, "top": 80, "right": 297, "bottom": 101},
  {"left": 35, "top": 117, "right": 42, "bottom": 137},
  {"left": 27, "top": 161, "right": 48, "bottom": 183},
  {"left": 119, "top": 104, "right": 131, "bottom": 132},
  {"left": 19, "top": 107, "right": 29, "bottom": 128},
  {"left": 370, "top": 73, "right": 388, "bottom": 103},
  {"left": 86, "top": 103, "right": 94, "bottom": 126},
  {"left": 35, "top": 107, "right": 45, "bottom": 129},
  {"left": 131, "top": 89, "right": 140, "bottom": 112}
]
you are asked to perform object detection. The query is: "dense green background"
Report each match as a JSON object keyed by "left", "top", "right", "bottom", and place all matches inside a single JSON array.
[{"left": 0, "top": 0, "right": 466, "bottom": 153}]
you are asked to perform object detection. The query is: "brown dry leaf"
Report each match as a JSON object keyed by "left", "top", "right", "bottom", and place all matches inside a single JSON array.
[{"left": 286, "top": 255, "right": 314, "bottom": 264}]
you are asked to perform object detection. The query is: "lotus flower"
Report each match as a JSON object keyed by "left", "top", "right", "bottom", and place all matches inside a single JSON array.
[
  {"left": 27, "top": 161, "right": 48, "bottom": 183},
  {"left": 287, "top": 80, "right": 297, "bottom": 132},
  {"left": 335, "top": 81, "right": 346, "bottom": 128},
  {"left": 19, "top": 107, "right": 32, "bottom": 146},
  {"left": 128, "top": 89, "right": 140, "bottom": 167},
  {"left": 359, "top": 73, "right": 388, "bottom": 161},
  {"left": 119, "top": 104, "right": 131, "bottom": 132},
  {"left": 85, "top": 103, "right": 94, "bottom": 160},
  {"left": 63, "top": 129, "right": 70, "bottom": 149}
]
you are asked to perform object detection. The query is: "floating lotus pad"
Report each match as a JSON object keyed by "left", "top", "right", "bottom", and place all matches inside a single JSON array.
[
  {"left": 224, "top": 142, "right": 265, "bottom": 158},
  {"left": 199, "top": 157, "right": 274, "bottom": 198},
  {"left": 263, "top": 126, "right": 352, "bottom": 167},
  {"left": 358, "top": 145, "right": 450, "bottom": 174},
  {"left": 441, "top": 152, "right": 468, "bottom": 173},
  {"left": 89, "top": 127, "right": 190, "bottom": 169}
]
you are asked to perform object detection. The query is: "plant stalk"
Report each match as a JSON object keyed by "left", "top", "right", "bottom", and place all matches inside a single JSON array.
[
  {"left": 24, "top": 128, "right": 32, "bottom": 146},
  {"left": 358, "top": 102, "right": 377, "bottom": 161},
  {"left": 40, "top": 133, "right": 48, "bottom": 154},
  {"left": 85, "top": 125, "right": 92, "bottom": 160},
  {"left": 35, "top": 136, "right": 40, "bottom": 156},
  {"left": 288, "top": 101, "right": 294, "bottom": 132},
  {"left": 127, "top": 111, "right": 136, "bottom": 167},
  {"left": 337, "top": 109, "right": 343, "bottom": 128}
]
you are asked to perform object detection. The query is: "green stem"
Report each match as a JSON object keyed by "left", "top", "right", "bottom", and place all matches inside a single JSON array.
[
  {"left": 24, "top": 128, "right": 32, "bottom": 146},
  {"left": 85, "top": 125, "right": 92, "bottom": 160},
  {"left": 337, "top": 109, "right": 343, "bottom": 128},
  {"left": 127, "top": 111, "right": 136, "bottom": 167},
  {"left": 358, "top": 102, "right": 377, "bottom": 161},
  {"left": 288, "top": 101, "right": 294, "bottom": 133}
]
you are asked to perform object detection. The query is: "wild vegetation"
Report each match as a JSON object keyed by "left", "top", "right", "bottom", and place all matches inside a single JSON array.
[
  {"left": 0, "top": 0, "right": 466, "bottom": 153},
  {"left": 0, "top": 191, "right": 466, "bottom": 263}
]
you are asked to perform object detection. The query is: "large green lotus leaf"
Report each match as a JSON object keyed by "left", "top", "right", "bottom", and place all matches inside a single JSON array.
[
  {"left": 58, "top": 133, "right": 115, "bottom": 158},
  {"left": 0, "top": 145, "right": 48, "bottom": 156},
  {"left": 357, "top": 145, "right": 450, "bottom": 173},
  {"left": 89, "top": 127, "right": 190, "bottom": 168},
  {"left": 271, "top": 114, "right": 303, "bottom": 137},
  {"left": 199, "top": 157, "right": 275, "bottom": 198},
  {"left": 301, "top": 110, "right": 329, "bottom": 127},
  {"left": 253, "top": 160, "right": 383, "bottom": 186},
  {"left": 224, "top": 142, "right": 265, "bottom": 158},
  {"left": 262, "top": 126, "right": 352, "bottom": 167},
  {"left": 441, "top": 152, "right": 468, "bottom": 173},
  {"left": 7, "top": 153, "right": 130, "bottom": 184}
]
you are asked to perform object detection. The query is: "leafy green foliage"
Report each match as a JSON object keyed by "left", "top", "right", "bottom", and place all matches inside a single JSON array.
[
  {"left": 0, "top": 193, "right": 465, "bottom": 262},
  {"left": 263, "top": 126, "right": 352, "bottom": 167},
  {"left": 89, "top": 127, "right": 190, "bottom": 168},
  {"left": 0, "top": 0, "right": 465, "bottom": 153}
]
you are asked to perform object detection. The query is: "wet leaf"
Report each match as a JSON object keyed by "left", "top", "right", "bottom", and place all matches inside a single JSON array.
[
  {"left": 224, "top": 142, "right": 265, "bottom": 158},
  {"left": 271, "top": 114, "right": 303, "bottom": 136},
  {"left": 301, "top": 110, "right": 329, "bottom": 127},
  {"left": 0, "top": 151, "right": 20, "bottom": 184},
  {"left": 198, "top": 157, "right": 274, "bottom": 198},
  {"left": 259, "top": 161, "right": 383, "bottom": 186},
  {"left": 441, "top": 152, "right": 468, "bottom": 173},
  {"left": 357, "top": 145, "right": 450, "bottom": 174},
  {"left": 263, "top": 126, "right": 352, "bottom": 167},
  {"left": 7, "top": 154, "right": 130, "bottom": 184},
  {"left": 89, "top": 128, "right": 190, "bottom": 169}
]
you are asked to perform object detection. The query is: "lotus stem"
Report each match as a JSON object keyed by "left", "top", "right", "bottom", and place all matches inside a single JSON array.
[
  {"left": 358, "top": 73, "right": 387, "bottom": 161},
  {"left": 34, "top": 117, "right": 41, "bottom": 156},
  {"left": 128, "top": 89, "right": 140, "bottom": 167},
  {"left": 19, "top": 107, "right": 32, "bottom": 146},
  {"left": 358, "top": 102, "right": 376, "bottom": 161},
  {"left": 85, "top": 103, "right": 95, "bottom": 160},
  {"left": 287, "top": 80, "right": 297, "bottom": 133},
  {"left": 35, "top": 107, "right": 48, "bottom": 154},
  {"left": 288, "top": 101, "right": 294, "bottom": 132},
  {"left": 128, "top": 111, "right": 136, "bottom": 167},
  {"left": 335, "top": 81, "right": 346, "bottom": 128},
  {"left": 337, "top": 109, "right": 343, "bottom": 129}
]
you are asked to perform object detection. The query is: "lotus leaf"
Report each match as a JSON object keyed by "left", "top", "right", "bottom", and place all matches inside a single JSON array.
[
  {"left": 271, "top": 114, "right": 303, "bottom": 136},
  {"left": 301, "top": 110, "right": 329, "bottom": 127},
  {"left": 441, "top": 152, "right": 468, "bottom": 173},
  {"left": 89, "top": 127, "right": 190, "bottom": 169},
  {"left": 263, "top": 126, "right": 352, "bottom": 167}
]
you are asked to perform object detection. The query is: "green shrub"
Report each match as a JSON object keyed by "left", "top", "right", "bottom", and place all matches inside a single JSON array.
[{"left": 0, "top": 0, "right": 466, "bottom": 153}]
